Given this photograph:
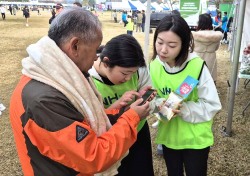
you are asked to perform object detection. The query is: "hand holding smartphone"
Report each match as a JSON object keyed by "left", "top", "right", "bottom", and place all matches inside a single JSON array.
[
  {"left": 139, "top": 88, "right": 157, "bottom": 105},
  {"left": 123, "top": 88, "right": 157, "bottom": 111}
]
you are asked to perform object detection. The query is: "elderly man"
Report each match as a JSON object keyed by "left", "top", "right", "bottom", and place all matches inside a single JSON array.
[{"left": 10, "top": 8, "right": 151, "bottom": 175}]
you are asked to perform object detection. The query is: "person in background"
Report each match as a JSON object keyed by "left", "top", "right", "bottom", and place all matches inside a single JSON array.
[
  {"left": 9, "top": 5, "right": 12, "bottom": 15},
  {"left": 149, "top": 14, "right": 221, "bottom": 176},
  {"left": 141, "top": 10, "right": 145, "bottom": 32},
  {"left": 112, "top": 10, "right": 118, "bottom": 23},
  {"left": 89, "top": 34, "right": 155, "bottom": 176},
  {"left": 55, "top": 3, "right": 63, "bottom": 13},
  {"left": 122, "top": 10, "right": 128, "bottom": 27},
  {"left": 227, "top": 16, "right": 233, "bottom": 33},
  {"left": 132, "top": 11, "right": 137, "bottom": 24},
  {"left": 221, "top": 12, "right": 228, "bottom": 44},
  {"left": 128, "top": 10, "right": 132, "bottom": 17},
  {"left": 49, "top": 3, "right": 63, "bottom": 24},
  {"left": 49, "top": 8, "right": 56, "bottom": 24},
  {"left": 23, "top": 5, "right": 30, "bottom": 26},
  {"left": 13, "top": 5, "right": 16, "bottom": 15},
  {"left": 126, "top": 15, "right": 134, "bottom": 35},
  {"left": 213, "top": 11, "right": 222, "bottom": 31},
  {"left": 136, "top": 10, "right": 142, "bottom": 32},
  {"left": 192, "top": 13, "right": 223, "bottom": 84},
  {"left": 0, "top": 5, "right": 6, "bottom": 20},
  {"left": 9, "top": 8, "right": 151, "bottom": 176},
  {"left": 37, "top": 7, "right": 41, "bottom": 15},
  {"left": 244, "top": 43, "right": 250, "bottom": 55},
  {"left": 73, "top": 2, "right": 82, "bottom": 7}
]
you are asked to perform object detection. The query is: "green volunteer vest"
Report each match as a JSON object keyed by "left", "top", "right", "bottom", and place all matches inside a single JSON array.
[
  {"left": 126, "top": 19, "right": 134, "bottom": 31},
  {"left": 149, "top": 57, "right": 214, "bottom": 149},
  {"left": 92, "top": 73, "right": 146, "bottom": 131}
]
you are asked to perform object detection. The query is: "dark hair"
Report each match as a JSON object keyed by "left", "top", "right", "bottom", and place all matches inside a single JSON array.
[
  {"left": 99, "top": 34, "right": 146, "bottom": 68},
  {"left": 172, "top": 10, "right": 180, "bottom": 16},
  {"left": 227, "top": 16, "right": 233, "bottom": 26},
  {"left": 197, "top": 13, "right": 213, "bottom": 30},
  {"left": 48, "top": 8, "right": 102, "bottom": 47},
  {"left": 97, "top": 45, "right": 105, "bottom": 54},
  {"left": 151, "top": 15, "right": 194, "bottom": 66},
  {"left": 73, "top": 2, "right": 82, "bottom": 7},
  {"left": 217, "top": 12, "right": 221, "bottom": 17}
]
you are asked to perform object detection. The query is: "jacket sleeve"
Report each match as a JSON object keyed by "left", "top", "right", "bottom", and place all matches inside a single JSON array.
[
  {"left": 24, "top": 96, "right": 140, "bottom": 175},
  {"left": 104, "top": 108, "right": 124, "bottom": 125}
]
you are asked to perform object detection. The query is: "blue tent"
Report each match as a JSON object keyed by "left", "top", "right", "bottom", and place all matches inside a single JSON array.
[
  {"left": 128, "top": 1, "right": 137, "bottom": 11},
  {"left": 151, "top": 2, "right": 163, "bottom": 11},
  {"left": 143, "top": 2, "right": 156, "bottom": 11},
  {"left": 150, "top": 5, "right": 156, "bottom": 11},
  {"left": 159, "top": 3, "right": 170, "bottom": 11},
  {"left": 128, "top": 1, "right": 146, "bottom": 11},
  {"left": 162, "top": 6, "right": 169, "bottom": 10}
]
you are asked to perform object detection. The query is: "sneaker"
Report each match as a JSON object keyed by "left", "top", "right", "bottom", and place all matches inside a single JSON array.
[
  {"left": 0, "top": 104, "right": 6, "bottom": 111},
  {"left": 157, "top": 144, "right": 163, "bottom": 155},
  {"left": 26, "top": 23, "right": 29, "bottom": 27}
]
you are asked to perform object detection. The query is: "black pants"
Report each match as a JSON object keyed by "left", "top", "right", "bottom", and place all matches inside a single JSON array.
[
  {"left": 141, "top": 23, "right": 145, "bottom": 32},
  {"left": 117, "top": 121, "right": 154, "bottom": 176},
  {"left": 223, "top": 30, "right": 228, "bottom": 41},
  {"left": 1, "top": 13, "right": 5, "bottom": 20},
  {"left": 214, "top": 27, "right": 222, "bottom": 32},
  {"left": 123, "top": 20, "right": 128, "bottom": 27},
  {"left": 127, "top": 30, "right": 133, "bottom": 36},
  {"left": 162, "top": 146, "right": 210, "bottom": 176}
]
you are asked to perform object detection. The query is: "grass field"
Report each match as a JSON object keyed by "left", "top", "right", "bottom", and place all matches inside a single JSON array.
[{"left": 0, "top": 9, "right": 250, "bottom": 176}]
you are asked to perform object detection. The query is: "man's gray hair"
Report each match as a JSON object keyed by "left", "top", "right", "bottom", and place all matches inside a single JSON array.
[{"left": 48, "top": 8, "right": 102, "bottom": 46}]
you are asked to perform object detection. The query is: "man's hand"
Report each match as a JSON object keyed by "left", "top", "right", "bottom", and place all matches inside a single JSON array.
[{"left": 130, "top": 99, "right": 151, "bottom": 120}]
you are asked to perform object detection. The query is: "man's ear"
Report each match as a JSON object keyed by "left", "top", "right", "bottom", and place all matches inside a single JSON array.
[{"left": 69, "top": 37, "right": 79, "bottom": 56}]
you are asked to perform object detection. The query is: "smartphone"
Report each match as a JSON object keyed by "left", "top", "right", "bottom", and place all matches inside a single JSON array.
[
  {"left": 139, "top": 88, "right": 157, "bottom": 105},
  {"left": 123, "top": 89, "right": 156, "bottom": 111}
]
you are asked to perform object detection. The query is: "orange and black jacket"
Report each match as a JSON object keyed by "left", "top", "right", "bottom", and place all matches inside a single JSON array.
[{"left": 10, "top": 75, "right": 140, "bottom": 176}]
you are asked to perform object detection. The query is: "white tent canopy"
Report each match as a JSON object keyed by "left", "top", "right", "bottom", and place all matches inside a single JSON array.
[
  {"left": 144, "top": 1, "right": 162, "bottom": 12},
  {"left": 129, "top": 0, "right": 146, "bottom": 11},
  {"left": 106, "top": 1, "right": 131, "bottom": 11},
  {"left": 159, "top": 3, "right": 170, "bottom": 10},
  {"left": 151, "top": 2, "right": 163, "bottom": 12},
  {"left": 172, "top": 4, "right": 179, "bottom": 10}
]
